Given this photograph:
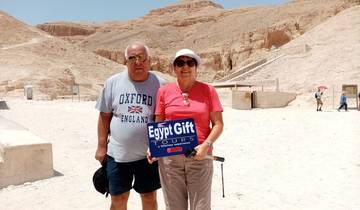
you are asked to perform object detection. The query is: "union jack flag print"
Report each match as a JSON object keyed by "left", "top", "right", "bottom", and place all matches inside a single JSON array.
[{"left": 128, "top": 105, "right": 143, "bottom": 114}]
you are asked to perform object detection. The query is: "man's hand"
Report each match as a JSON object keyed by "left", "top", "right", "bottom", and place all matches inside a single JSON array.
[
  {"left": 95, "top": 146, "right": 107, "bottom": 165},
  {"left": 96, "top": 112, "right": 111, "bottom": 165},
  {"left": 146, "top": 148, "right": 158, "bottom": 164}
]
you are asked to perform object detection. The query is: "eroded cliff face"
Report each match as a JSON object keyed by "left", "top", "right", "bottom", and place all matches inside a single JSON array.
[
  {"left": 147, "top": 0, "right": 224, "bottom": 17},
  {"left": 35, "top": 0, "right": 358, "bottom": 82},
  {"left": 36, "top": 22, "right": 97, "bottom": 36},
  {"left": 3, "top": 0, "right": 360, "bottom": 99}
]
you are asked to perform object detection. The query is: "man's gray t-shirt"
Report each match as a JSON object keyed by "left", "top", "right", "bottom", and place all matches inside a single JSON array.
[{"left": 96, "top": 70, "right": 165, "bottom": 162}]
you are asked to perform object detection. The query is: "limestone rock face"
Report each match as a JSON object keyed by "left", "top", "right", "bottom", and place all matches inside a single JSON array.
[
  {"left": 2, "top": 0, "right": 360, "bottom": 99},
  {"left": 264, "top": 29, "right": 292, "bottom": 49},
  {"left": 94, "top": 49, "right": 124, "bottom": 64},
  {"left": 233, "top": 4, "right": 360, "bottom": 105},
  {"left": 148, "top": 0, "right": 223, "bottom": 17},
  {"left": 40, "top": 0, "right": 355, "bottom": 82},
  {"left": 36, "top": 22, "right": 96, "bottom": 36}
]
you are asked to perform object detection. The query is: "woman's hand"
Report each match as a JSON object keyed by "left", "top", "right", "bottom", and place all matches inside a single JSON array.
[
  {"left": 193, "top": 143, "right": 210, "bottom": 160},
  {"left": 146, "top": 148, "right": 158, "bottom": 164}
]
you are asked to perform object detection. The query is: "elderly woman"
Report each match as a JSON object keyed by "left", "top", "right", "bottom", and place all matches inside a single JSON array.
[{"left": 154, "top": 49, "right": 224, "bottom": 210}]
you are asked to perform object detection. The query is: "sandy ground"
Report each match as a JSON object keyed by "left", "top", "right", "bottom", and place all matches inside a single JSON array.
[{"left": 0, "top": 99, "right": 360, "bottom": 210}]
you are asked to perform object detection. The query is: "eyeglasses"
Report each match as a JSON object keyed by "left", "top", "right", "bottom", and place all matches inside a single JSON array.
[
  {"left": 182, "top": 93, "right": 190, "bottom": 106},
  {"left": 127, "top": 54, "right": 147, "bottom": 63},
  {"left": 174, "top": 59, "right": 197, "bottom": 68}
]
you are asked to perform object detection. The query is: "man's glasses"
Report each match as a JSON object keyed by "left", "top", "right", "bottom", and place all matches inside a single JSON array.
[
  {"left": 127, "top": 54, "right": 147, "bottom": 63},
  {"left": 182, "top": 93, "right": 190, "bottom": 106},
  {"left": 174, "top": 59, "right": 197, "bottom": 68}
]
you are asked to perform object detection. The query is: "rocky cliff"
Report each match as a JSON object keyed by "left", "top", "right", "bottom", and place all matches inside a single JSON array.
[
  {"left": 36, "top": 22, "right": 97, "bottom": 36},
  {"left": 35, "top": 0, "right": 359, "bottom": 82},
  {"left": 2, "top": 0, "right": 360, "bottom": 100}
]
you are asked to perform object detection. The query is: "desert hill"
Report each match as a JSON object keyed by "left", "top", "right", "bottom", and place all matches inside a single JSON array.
[
  {"left": 1, "top": 0, "right": 360, "bottom": 102},
  {"left": 36, "top": 0, "right": 359, "bottom": 82},
  {"left": 232, "top": 5, "right": 360, "bottom": 106},
  {"left": 0, "top": 11, "right": 124, "bottom": 99},
  {"left": 0, "top": 11, "right": 42, "bottom": 47}
]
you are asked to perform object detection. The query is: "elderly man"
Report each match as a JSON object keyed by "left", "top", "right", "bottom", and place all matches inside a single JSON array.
[{"left": 95, "top": 42, "right": 165, "bottom": 210}]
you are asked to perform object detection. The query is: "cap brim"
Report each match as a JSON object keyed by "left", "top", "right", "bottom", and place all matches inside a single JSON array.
[{"left": 172, "top": 49, "right": 202, "bottom": 66}]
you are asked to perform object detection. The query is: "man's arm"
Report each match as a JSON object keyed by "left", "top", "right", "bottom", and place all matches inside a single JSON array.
[
  {"left": 95, "top": 112, "right": 112, "bottom": 164},
  {"left": 147, "top": 114, "right": 165, "bottom": 164}
]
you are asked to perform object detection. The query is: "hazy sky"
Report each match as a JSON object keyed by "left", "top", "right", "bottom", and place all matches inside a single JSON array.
[{"left": 0, "top": 0, "right": 286, "bottom": 25}]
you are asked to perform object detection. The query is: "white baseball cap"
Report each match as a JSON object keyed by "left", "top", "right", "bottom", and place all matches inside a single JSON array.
[{"left": 172, "top": 49, "right": 202, "bottom": 66}]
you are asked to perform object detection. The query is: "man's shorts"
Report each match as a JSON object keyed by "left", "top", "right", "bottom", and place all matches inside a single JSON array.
[{"left": 106, "top": 155, "right": 161, "bottom": 195}]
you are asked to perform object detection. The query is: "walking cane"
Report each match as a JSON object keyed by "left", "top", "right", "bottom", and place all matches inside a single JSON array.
[{"left": 185, "top": 149, "right": 225, "bottom": 198}]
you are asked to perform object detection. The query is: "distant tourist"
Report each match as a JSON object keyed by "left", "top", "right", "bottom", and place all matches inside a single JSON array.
[
  {"left": 315, "top": 88, "right": 323, "bottom": 111},
  {"left": 338, "top": 92, "right": 348, "bottom": 112},
  {"left": 152, "top": 49, "right": 224, "bottom": 210},
  {"left": 95, "top": 42, "right": 165, "bottom": 210}
]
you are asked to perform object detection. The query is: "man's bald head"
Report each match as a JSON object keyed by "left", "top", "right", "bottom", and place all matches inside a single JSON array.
[{"left": 124, "top": 42, "right": 150, "bottom": 59}]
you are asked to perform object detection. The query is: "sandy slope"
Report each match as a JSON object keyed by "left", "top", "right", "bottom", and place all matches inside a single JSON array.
[
  {"left": 240, "top": 5, "right": 360, "bottom": 106},
  {"left": 0, "top": 100, "right": 359, "bottom": 209}
]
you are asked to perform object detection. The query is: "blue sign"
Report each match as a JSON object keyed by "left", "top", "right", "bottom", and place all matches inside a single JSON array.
[{"left": 147, "top": 118, "right": 198, "bottom": 157}]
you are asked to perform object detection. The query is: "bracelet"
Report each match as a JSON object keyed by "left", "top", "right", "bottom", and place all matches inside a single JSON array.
[{"left": 204, "top": 140, "right": 213, "bottom": 148}]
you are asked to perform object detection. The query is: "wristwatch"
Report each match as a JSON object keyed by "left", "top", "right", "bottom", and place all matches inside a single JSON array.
[{"left": 204, "top": 140, "right": 213, "bottom": 148}]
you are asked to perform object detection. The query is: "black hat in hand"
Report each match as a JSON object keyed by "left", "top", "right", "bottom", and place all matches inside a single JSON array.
[{"left": 92, "top": 164, "right": 109, "bottom": 197}]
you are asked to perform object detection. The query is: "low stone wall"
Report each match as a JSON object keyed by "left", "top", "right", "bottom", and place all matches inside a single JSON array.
[
  {"left": 0, "top": 117, "right": 53, "bottom": 188},
  {"left": 231, "top": 91, "right": 253, "bottom": 110},
  {"left": 253, "top": 91, "right": 297, "bottom": 108},
  {"left": 217, "top": 89, "right": 296, "bottom": 109},
  {"left": 216, "top": 89, "right": 233, "bottom": 107}
]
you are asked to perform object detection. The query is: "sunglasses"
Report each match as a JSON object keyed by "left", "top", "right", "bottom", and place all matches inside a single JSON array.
[
  {"left": 127, "top": 54, "right": 147, "bottom": 63},
  {"left": 174, "top": 59, "right": 197, "bottom": 68},
  {"left": 182, "top": 93, "right": 190, "bottom": 106}
]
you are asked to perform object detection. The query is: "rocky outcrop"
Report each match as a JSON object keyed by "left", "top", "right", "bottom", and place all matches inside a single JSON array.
[
  {"left": 36, "top": 22, "right": 96, "bottom": 36},
  {"left": 264, "top": 29, "right": 292, "bottom": 49},
  {"left": 95, "top": 49, "right": 124, "bottom": 64},
  {"left": 2, "top": 0, "right": 360, "bottom": 100},
  {"left": 147, "top": 0, "right": 223, "bottom": 17},
  {"left": 77, "top": 0, "right": 358, "bottom": 82},
  {"left": 17, "top": 0, "right": 360, "bottom": 87}
]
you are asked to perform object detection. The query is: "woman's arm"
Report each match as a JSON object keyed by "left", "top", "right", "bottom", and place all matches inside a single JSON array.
[
  {"left": 155, "top": 114, "right": 165, "bottom": 122},
  {"left": 194, "top": 111, "right": 224, "bottom": 160},
  {"left": 206, "top": 111, "right": 224, "bottom": 144}
]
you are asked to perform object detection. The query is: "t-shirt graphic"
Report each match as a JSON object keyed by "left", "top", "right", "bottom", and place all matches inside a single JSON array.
[{"left": 96, "top": 70, "right": 166, "bottom": 162}]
